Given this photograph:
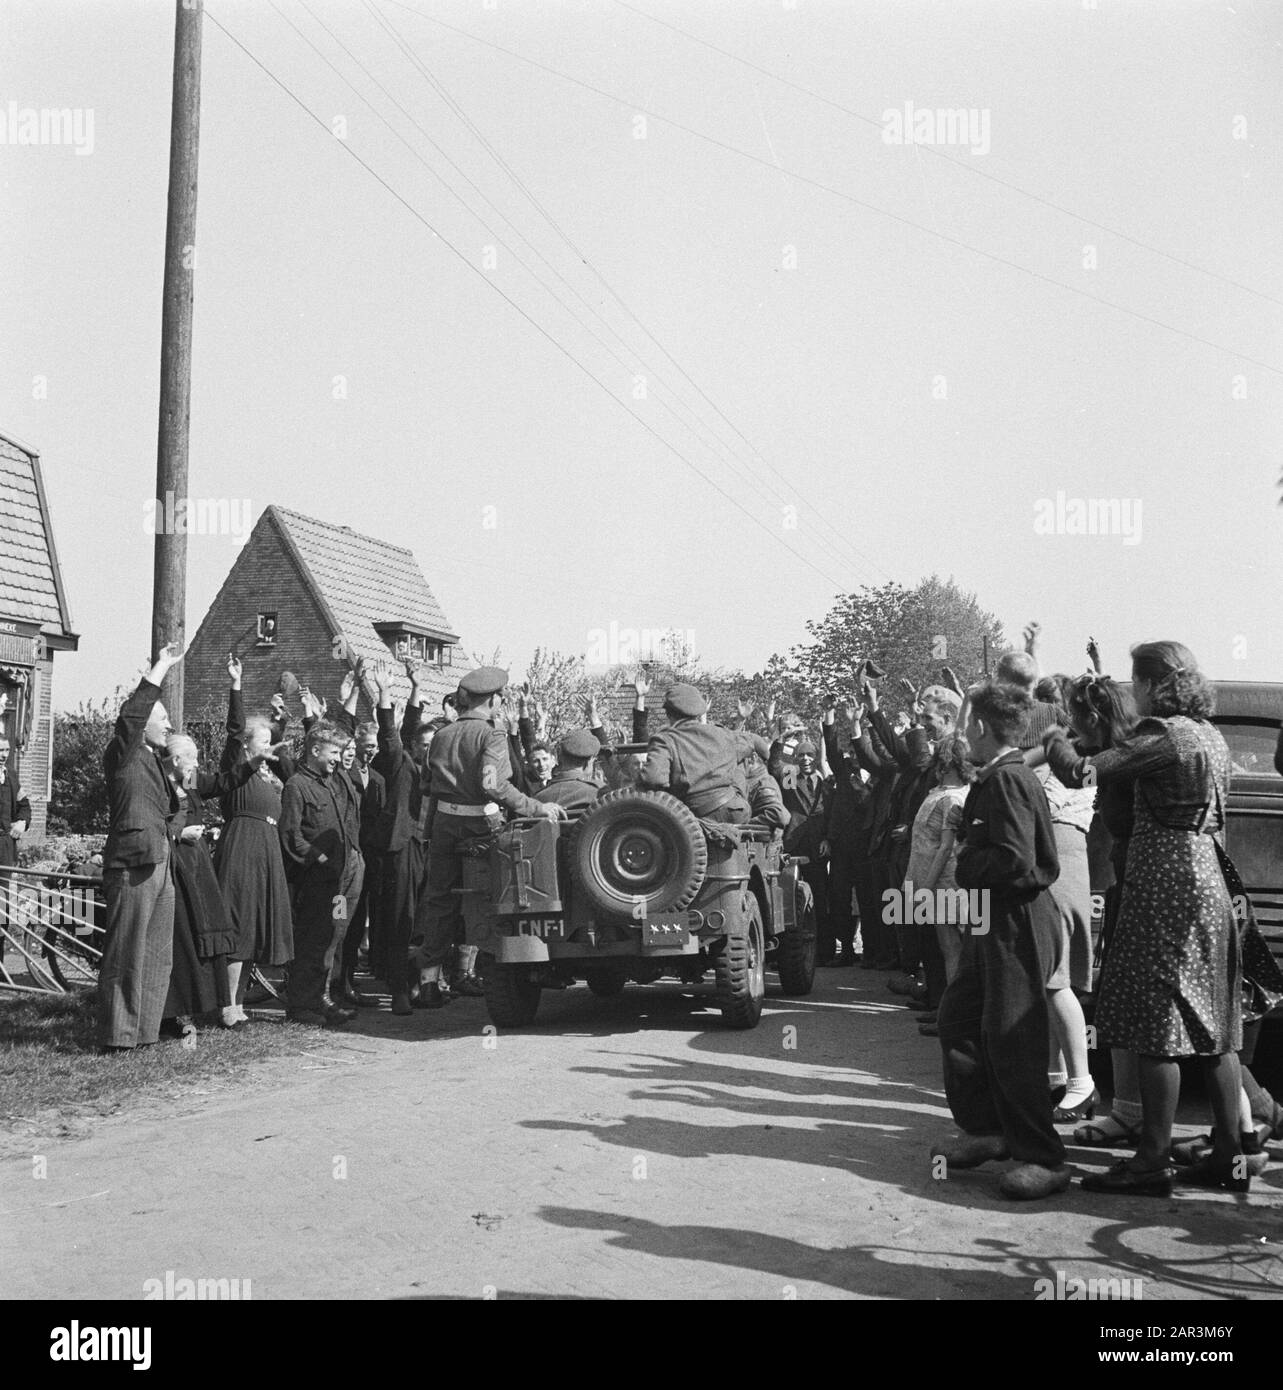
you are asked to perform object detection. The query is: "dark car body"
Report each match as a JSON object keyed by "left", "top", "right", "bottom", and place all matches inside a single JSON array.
[{"left": 1212, "top": 682, "right": 1283, "bottom": 996}]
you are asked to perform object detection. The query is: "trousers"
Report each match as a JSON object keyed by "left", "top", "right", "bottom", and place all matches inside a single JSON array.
[
  {"left": 97, "top": 855, "right": 175, "bottom": 1048},
  {"left": 937, "top": 894, "right": 1066, "bottom": 1168},
  {"left": 417, "top": 814, "right": 498, "bottom": 974},
  {"left": 380, "top": 838, "right": 426, "bottom": 988}
]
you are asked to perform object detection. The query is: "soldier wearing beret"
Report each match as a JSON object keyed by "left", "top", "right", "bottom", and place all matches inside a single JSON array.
[
  {"left": 535, "top": 729, "right": 603, "bottom": 816},
  {"left": 414, "top": 667, "right": 567, "bottom": 1006},
  {"left": 639, "top": 684, "right": 757, "bottom": 823}
]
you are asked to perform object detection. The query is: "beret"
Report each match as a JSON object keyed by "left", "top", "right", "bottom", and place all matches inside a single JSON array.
[
  {"left": 458, "top": 665, "right": 508, "bottom": 698},
  {"left": 560, "top": 728, "right": 601, "bottom": 759},
  {"left": 663, "top": 683, "right": 707, "bottom": 718}
]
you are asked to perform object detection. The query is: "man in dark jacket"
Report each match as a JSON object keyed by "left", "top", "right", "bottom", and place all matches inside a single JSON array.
[
  {"left": 820, "top": 701, "right": 871, "bottom": 966},
  {"left": 97, "top": 642, "right": 184, "bottom": 1052},
  {"left": 279, "top": 718, "right": 352, "bottom": 1027},
  {"left": 372, "top": 662, "right": 436, "bottom": 1014},
  {"left": 931, "top": 679, "right": 1068, "bottom": 1201},
  {"left": 773, "top": 738, "right": 831, "bottom": 958}
]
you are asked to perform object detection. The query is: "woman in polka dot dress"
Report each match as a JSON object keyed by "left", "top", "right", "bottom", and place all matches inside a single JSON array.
[{"left": 1045, "top": 641, "right": 1246, "bottom": 1196}]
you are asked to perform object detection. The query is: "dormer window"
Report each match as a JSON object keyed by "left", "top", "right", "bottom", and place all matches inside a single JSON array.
[{"left": 375, "top": 621, "right": 453, "bottom": 669}]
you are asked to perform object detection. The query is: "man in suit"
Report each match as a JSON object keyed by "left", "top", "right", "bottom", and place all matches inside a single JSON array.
[
  {"left": 97, "top": 642, "right": 184, "bottom": 1052},
  {"left": 536, "top": 729, "right": 603, "bottom": 815}
]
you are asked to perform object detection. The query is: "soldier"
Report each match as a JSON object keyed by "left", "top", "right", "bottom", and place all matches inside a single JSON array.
[
  {"left": 414, "top": 667, "right": 566, "bottom": 1008},
  {"left": 535, "top": 729, "right": 603, "bottom": 816},
  {"left": 639, "top": 684, "right": 754, "bottom": 823}
]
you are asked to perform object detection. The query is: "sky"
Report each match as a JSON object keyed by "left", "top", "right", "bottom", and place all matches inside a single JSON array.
[{"left": 2, "top": 0, "right": 1280, "bottom": 712}]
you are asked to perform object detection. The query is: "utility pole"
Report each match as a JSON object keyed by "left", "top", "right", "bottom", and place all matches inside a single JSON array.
[{"left": 150, "top": 0, "right": 202, "bottom": 728}]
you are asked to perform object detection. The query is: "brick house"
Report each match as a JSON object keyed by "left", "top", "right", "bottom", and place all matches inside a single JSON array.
[
  {"left": 0, "top": 430, "right": 80, "bottom": 838},
  {"left": 184, "top": 506, "right": 463, "bottom": 736}
]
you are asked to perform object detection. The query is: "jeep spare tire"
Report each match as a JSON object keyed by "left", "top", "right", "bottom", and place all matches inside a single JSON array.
[{"left": 570, "top": 790, "right": 708, "bottom": 921}]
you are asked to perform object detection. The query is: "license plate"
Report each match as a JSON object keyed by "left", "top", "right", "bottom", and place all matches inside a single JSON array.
[
  {"left": 642, "top": 918, "right": 690, "bottom": 948},
  {"left": 514, "top": 916, "right": 566, "bottom": 939}
]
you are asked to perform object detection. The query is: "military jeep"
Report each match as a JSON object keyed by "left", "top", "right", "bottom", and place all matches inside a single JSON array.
[{"left": 460, "top": 784, "right": 818, "bottom": 1029}]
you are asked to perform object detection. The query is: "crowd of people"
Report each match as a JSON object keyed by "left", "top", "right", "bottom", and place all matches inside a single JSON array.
[{"left": 91, "top": 627, "right": 1283, "bottom": 1203}]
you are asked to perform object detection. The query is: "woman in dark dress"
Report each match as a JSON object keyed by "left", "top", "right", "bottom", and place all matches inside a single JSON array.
[
  {"left": 161, "top": 734, "right": 246, "bottom": 1030},
  {"left": 214, "top": 655, "right": 296, "bottom": 1025}
]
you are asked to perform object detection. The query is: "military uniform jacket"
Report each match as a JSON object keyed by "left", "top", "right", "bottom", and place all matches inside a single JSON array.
[
  {"left": 536, "top": 771, "right": 601, "bottom": 815},
  {"left": 428, "top": 709, "right": 544, "bottom": 818},
  {"left": 102, "top": 677, "right": 181, "bottom": 870},
  {"left": 639, "top": 720, "right": 751, "bottom": 814},
  {"left": 0, "top": 769, "right": 32, "bottom": 869}
]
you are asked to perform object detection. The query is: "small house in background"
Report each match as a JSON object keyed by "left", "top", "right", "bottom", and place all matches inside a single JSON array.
[
  {"left": 184, "top": 506, "right": 463, "bottom": 736},
  {"left": 0, "top": 430, "right": 80, "bottom": 838}
]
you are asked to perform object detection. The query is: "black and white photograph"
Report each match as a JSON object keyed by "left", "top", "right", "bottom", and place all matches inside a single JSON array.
[{"left": 1, "top": 0, "right": 1281, "bottom": 1336}]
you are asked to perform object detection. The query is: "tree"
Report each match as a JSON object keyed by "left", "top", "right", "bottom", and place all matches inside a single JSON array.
[
  {"left": 49, "top": 694, "right": 124, "bottom": 834},
  {"left": 791, "top": 576, "right": 1005, "bottom": 708}
]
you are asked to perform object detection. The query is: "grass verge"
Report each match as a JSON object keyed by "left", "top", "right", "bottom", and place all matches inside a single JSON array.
[{"left": 0, "top": 989, "right": 300, "bottom": 1141}]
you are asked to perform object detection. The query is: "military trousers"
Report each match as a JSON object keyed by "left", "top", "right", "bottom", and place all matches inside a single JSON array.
[{"left": 417, "top": 813, "right": 500, "bottom": 974}]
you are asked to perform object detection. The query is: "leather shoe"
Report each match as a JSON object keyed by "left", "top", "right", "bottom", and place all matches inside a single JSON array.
[
  {"left": 999, "top": 1163, "right": 1072, "bottom": 1201},
  {"left": 391, "top": 992, "right": 413, "bottom": 1016},
  {"left": 452, "top": 974, "right": 485, "bottom": 998},
  {"left": 1176, "top": 1156, "right": 1253, "bottom": 1192},
  {"left": 413, "top": 982, "right": 451, "bottom": 1009},
  {"left": 887, "top": 975, "right": 921, "bottom": 996},
  {"left": 1080, "top": 1158, "right": 1174, "bottom": 1197},
  {"left": 930, "top": 1135, "right": 1010, "bottom": 1169}
]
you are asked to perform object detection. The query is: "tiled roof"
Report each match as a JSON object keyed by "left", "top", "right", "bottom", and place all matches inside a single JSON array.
[
  {"left": 0, "top": 435, "right": 68, "bottom": 631},
  {"left": 270, "top": 506, "right": 462, "bottom": 708}
]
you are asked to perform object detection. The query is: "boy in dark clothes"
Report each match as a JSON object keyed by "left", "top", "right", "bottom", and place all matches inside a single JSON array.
[{"left": 931, "top": 680, "right": 1070, "bottom": 1200}]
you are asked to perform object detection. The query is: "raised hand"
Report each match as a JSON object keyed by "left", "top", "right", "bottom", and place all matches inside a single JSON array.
[
  {"left": 269, "top": 693, "right": 288, "bottom": 725},
  {"left": 1086, "top": 636, "right": 1102, "bottom": 673},
  {"left": 939, "top": 665, "right": 963, "bottom": 697},
  {"left": 1023, "top": 621, "right": 1041, "bottom": 655},
  {"left": 633, "top": 669, "right": 651, "bottom": 697},
  {"left": 404, "top": 658, "right": 422, "bottom": 685},
  {"left": 226, "top": 652, "right": 243, "bottom": 685},
  {"left": 339, "top": 669, "right": 357, "bottom": 703},
  {"left": 765, "top": 698, "right": 777, "bottom": 722},
  {"left": 736, "top": 697, "right": 756, "bottom": 721}
]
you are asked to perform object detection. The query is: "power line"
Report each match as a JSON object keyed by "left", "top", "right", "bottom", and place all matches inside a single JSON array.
[
  {"left": 362, "top": 0, "right": 891, "bottom": 582},
  {"left": 611, "top": 0, "right": 1283, "bottom": 311},
  {"left": 383, "top": 0, "right": 1283, "bottom": 378},
  {"left": 203, "top": 8, "right": 852, "bottom": 594},
  {"left": 279, "top": 0, "right": 876, "bottom": 583}
]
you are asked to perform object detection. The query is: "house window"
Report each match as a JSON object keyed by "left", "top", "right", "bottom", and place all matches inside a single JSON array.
[{"left": 257, "top": 613, "right": 278, "bottom": 646}]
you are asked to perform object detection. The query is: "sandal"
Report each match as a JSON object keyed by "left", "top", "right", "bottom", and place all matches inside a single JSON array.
[{"left": 1074, "top": 1114, "right": 1141, "bottom": 1147}]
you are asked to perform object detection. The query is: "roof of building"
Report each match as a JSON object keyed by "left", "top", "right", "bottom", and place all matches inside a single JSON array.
[
  {"left": 0, "top": 431, "right": 76, "bottom": 639},
  {"left": 267, "top": 506, "right": 461, "bottom": 706}
]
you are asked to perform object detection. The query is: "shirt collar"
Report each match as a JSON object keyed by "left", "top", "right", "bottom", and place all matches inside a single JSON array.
[
  {"left": 974, "top": 748, "right": 1024, "bottom": 784},
  {"left": 460, "top": 709, "right": 492, "bottom": 723}
]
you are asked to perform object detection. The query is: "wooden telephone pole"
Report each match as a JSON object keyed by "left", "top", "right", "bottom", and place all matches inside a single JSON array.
[{"left": 150, "top": 0, "right": 203, "bottom": 728}]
